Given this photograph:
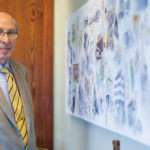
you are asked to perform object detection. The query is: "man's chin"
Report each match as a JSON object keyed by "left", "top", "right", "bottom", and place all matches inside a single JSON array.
[{"left": 0, "top": 51, "right": 13, "bottom": 65}]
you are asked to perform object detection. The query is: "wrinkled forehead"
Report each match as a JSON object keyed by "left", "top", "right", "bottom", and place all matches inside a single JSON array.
[{"left": 0, "top": 13, "right": 16, "bottom": 30}]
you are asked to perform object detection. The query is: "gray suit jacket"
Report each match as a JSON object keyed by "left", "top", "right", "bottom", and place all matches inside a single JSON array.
[{"left": 0, "top": 59, "right": 36, "bottom": 150}]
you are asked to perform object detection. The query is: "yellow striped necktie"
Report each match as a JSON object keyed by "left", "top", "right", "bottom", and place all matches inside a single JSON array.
[{"left": 0, "top": 67, "right": 28, "bottom": 148}]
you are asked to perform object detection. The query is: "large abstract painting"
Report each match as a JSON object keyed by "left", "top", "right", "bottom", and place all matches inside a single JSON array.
[{"left": 66, "top": 0, "right": 150, "bottom": 146}]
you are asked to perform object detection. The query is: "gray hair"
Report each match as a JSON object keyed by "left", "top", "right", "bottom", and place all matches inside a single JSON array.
[{"left": 13, "top": 19, "right": 19, "bottom": 32}]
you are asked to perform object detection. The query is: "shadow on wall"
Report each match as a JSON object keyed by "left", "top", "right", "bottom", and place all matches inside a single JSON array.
[{"left": 69, "top": 0, "right": 88, "bottom": 13}]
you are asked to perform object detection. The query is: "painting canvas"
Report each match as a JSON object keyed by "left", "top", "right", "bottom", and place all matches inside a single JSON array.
[{"left": 66, "top": 0, "right": 150, "bottom": 146}]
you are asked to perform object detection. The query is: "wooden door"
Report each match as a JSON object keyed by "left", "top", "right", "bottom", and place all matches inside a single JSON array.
[{"left": 0, "top": 0, "right": 53, "bottom": 149}]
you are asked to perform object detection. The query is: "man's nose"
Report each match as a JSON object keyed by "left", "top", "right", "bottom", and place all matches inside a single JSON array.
[{"left": 1, "top": 33, "right": 10, "bottom": 43}]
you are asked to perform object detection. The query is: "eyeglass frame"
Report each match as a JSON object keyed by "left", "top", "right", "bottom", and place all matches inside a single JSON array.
[{"left": 0, "top": 30, "right": 18, "bottom": 40}]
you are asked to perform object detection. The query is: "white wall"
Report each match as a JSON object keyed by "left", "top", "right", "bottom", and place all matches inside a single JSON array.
[{"left": 54, "top": 0, "right": 150, "bottom": 150}]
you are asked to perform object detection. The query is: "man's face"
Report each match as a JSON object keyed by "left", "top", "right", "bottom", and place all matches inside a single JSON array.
[{"left": 0, "top": 13, "right": 17, "bottom": 65}]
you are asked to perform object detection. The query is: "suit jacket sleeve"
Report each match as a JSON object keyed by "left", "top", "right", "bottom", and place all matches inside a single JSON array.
[{"left": 25, "top": 68, "right": 37, "bottom": 149}]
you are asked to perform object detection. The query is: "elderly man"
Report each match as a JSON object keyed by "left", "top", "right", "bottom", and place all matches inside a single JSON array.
[{"left": 0, "top": 12, "right": 36, "bottom": 149}]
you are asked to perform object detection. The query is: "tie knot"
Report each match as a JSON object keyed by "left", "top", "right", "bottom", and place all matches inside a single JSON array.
[{"left": 0, "top": 67, "right": 10, "bottom": 74}]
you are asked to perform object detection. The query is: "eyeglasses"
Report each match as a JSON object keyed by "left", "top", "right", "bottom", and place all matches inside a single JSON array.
[{"left": 0, "top": 30, "right": 18, "bottom": 40}]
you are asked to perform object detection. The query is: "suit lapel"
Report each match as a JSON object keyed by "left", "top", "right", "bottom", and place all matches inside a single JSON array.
[
  {"left": 9, "top": 60, "right": 30, "bottom": 134},
  {"left": 0, "top": 88, "right": 17, "bottom": 128}
]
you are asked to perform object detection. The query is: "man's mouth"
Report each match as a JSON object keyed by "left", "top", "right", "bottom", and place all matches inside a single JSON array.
[{"left": 0, "top": 48, "right": 11, "bottom": 50}]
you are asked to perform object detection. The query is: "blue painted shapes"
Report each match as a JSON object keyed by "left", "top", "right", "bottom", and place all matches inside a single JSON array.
[
  {"left": 135, "top": 0, "right": 148, "bottom": 12},
  {"left": 124, "top": 30, "right": 134, "bottom": 49}
]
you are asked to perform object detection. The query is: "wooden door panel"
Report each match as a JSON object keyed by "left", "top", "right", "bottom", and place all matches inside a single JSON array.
[{"left": 0, "top": 0, "right": 53, "bottom": 149}]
